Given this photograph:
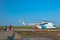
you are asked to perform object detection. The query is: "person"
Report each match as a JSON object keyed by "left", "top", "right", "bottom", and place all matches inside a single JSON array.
[
  {"left": 9, "top": 25, "right": 12, "bottom": 32},
  {"left": 5, "top": 25, "right": 7, "bottom": 31}
]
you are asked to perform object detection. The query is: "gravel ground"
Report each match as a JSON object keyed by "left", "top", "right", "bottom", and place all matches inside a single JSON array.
[
  {"left": 0, "top": 31, "right": 21, "bottom": 40},
  {"left": 0, "top": 29, "right": 60, "bottom": 40}
]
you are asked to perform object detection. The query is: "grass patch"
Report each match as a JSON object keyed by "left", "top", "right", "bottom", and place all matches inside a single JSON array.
[
  {"left": 0, "top": 26, "right": 33, "bottom": 29},
  {"left": 0, "top": 26, "right": 5, "bottom": 29},
  {"left": 12, "top": 26, "right": 32, "bottom": 29},
  {"left": 0, "top": 26, "right": 60, "bottom": 30}
]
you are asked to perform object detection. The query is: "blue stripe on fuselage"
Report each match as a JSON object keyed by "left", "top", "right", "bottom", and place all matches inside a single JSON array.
[{"left": 41, "top": 24, "right": 46, "bottom": 29}]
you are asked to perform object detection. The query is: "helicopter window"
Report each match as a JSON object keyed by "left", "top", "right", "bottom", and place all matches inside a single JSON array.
[{"left": 43, "top": 23, "right": 48, "bottom": 24}]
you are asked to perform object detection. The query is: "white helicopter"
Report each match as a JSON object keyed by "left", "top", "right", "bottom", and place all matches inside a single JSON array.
[{"left": 19, "top": 20, "right": 56, "bottom": 29}]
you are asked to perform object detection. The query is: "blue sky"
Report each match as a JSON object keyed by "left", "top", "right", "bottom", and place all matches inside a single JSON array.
[{"left": 0, "top": 0, "right": 60, "bottom": 26}]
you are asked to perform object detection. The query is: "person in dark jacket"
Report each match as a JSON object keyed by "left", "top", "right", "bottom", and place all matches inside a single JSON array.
[{"left": 5, "top": 25, "right": 7, "bottom": 31}]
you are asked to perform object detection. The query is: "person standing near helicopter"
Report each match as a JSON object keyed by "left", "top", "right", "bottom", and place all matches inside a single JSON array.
[{"left": 9, "top": 25, "right": 13, "bottom": 32}]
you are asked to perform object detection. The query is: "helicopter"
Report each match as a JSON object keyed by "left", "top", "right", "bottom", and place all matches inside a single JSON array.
[{"left": 19, "top": 20, "right": 56, "bottom": 29}]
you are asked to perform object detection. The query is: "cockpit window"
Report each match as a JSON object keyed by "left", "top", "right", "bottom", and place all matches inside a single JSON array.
[{"left": 43, "top": 23, "right": 48, "bottom": 24}]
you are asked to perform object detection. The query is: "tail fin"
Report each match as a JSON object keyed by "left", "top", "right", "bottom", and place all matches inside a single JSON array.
[{"left": 19, "top": 20, "right": 26, "bottom": 25}]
